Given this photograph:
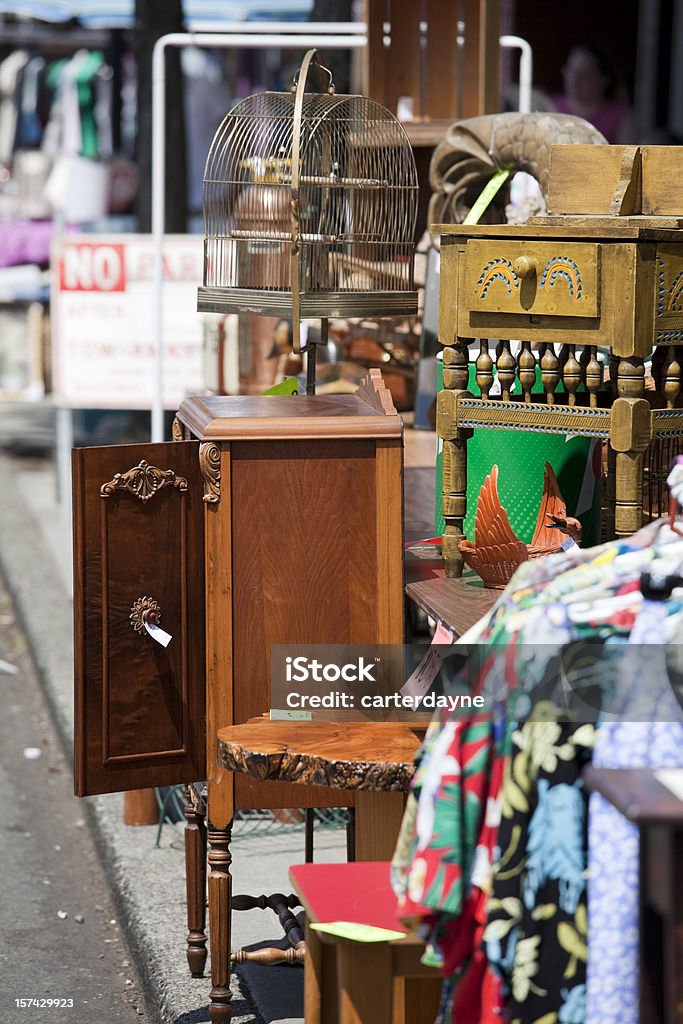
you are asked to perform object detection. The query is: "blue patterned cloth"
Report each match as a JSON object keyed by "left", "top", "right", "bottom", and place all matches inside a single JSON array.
[{"left": 585, "top": 600, "right": 683, "bottom": 1024}]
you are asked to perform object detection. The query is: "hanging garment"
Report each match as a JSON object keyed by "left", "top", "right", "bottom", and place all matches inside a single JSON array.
[
  {"left": 0, "top": 50, "right": 30, "bottom": 165},
  {"left": 392, "top": 707, "right": 507, "bottom": 1024},
  {"left": 585, "top": 601, "right": 683, "bottom": 1024},
  {"left": 394, "top": 518, "right": 683, "bottom": 1024},
  {"left": 485, "top": 707, "right": 596, "bottom": 1024},
  {"left": 15, "top": 54, "right": 45, "bottom": 150}
]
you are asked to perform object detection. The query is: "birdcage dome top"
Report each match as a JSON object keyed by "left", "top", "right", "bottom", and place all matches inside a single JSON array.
[{"left": 198, "top": 50, "right": 419, "bottom": 344}]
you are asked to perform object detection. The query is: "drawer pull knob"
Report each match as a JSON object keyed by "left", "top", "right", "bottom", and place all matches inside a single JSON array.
[
  {"left": 513, "top": 256, "right": 538, "bottom": 279},
  {"left": 129, "top": 596, "right": 172, "bottom": 647}
]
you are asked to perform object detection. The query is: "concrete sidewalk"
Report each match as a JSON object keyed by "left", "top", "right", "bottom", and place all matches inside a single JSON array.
[{"left": 0, "top": 448, "right": 346, "bottom": 1024}]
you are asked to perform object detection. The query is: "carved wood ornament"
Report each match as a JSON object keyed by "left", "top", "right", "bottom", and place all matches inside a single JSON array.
[
  {"left": 199, "top": 442, "right": 221, "bottom": 504},
  {"left": 356, "top": 367, "right": 398, "bottom": 416},
  {"left": 100, "top": 460, "right": 188, "bottom": 502},
  {"left": 129, "top": 596, "right": 162, "bottom": 635}
]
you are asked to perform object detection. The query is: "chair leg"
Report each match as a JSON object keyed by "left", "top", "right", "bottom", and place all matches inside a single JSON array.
[
  {"left": 305, "top": 808, "right": 314, "bottom": 862},
  {"left": 184, "top": 791, "right": 208, "bottom": 977},
  {"left": 346, "top": 808, "right": 356, "bottom": 862},
  {"left": 208, "top": 821, "right": 233, "bottom": 1024}
]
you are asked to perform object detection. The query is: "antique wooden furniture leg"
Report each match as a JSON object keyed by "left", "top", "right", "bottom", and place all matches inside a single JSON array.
[
  {"left": 208, "top": 822, "right": 233, "bottom": 1024},
  {"left": 612, "top": 357, "right": 649, "bottom": 538},
  {"left": 303, "top": 921, "right": 325, "bottom": 1024},
  {"left": 438, "top": 338, "right": 471, "bottom": 578},
  {"left": 354, "top": 792, "right": 406, "bottom": 861},
  {"left": 231, "top": 893, "right": 306, "bottom": 965},
  {"left": 184, "top": 789, "right": 208, "bottom": 977}
]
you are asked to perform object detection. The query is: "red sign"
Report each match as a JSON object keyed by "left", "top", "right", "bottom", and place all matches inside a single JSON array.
[{"left": 59, "top": 242, "right": 126, "bottom": 292}]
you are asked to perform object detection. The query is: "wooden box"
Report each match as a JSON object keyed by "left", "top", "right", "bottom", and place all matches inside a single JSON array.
[
  {"left": 548, "top": 143, "right": 683, "bottom": 219},
  {"left": 641, "top": 146, "right": 683, "bottom": 216},
  {"left": 547, "top": 144, "right": 642, "bottom": 216},
  {"left": 72, "top": 374, "right": 404, "bottom": 824}
]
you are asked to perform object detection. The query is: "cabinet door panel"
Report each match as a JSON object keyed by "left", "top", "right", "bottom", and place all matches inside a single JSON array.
[{"left": 73, "top": 442, "right": 206, "bottom": 796}]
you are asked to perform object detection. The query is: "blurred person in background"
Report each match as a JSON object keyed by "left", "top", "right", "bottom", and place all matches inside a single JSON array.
[{"left": 552, "top": 45, "right": 636, "bottom": 143}]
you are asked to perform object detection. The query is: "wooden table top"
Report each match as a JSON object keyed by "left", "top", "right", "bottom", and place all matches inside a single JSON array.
[
  {"left": 583, "top": 766, "right": 683, "bottom": 825},
  {"left": 217, "top": 720, "right": 422, "bottom": 793},
  {"left": 405, "top": 574, "right": 498, "bottom": 637}
]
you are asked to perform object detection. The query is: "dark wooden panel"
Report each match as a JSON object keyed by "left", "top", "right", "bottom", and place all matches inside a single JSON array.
[{"left": 73, "top": 442, "right": 205, "bottom": 796}]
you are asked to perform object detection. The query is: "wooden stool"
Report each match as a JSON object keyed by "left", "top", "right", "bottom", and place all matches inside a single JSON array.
[{"left": 289, "top": 861, "right": 442, "bottom": 1024}]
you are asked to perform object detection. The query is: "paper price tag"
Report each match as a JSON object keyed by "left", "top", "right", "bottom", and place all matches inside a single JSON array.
[
  {"left": 144, "top": 620, "right": 172, "bottom": 647},
  {"left": 270, "top": 708, "right": 313, "bottom": 722},
  {"left": 400, "top": 621, "right": 454, "bottom": 700},
  {"left": 432, "top": 621, "right": 456, "bottom": 645},
  {"left": 310, "top": 921, "right": 406, "bottom": 943}
]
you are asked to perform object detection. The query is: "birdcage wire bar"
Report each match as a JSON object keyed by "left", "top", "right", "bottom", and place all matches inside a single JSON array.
[{"left": 198, "top": 51, "right": 419, "bottom": 334}]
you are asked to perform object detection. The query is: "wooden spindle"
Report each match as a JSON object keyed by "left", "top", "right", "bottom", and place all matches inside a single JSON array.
[
  {"left": 558, "top": 343, "right": 570, "bottom": 375},
  {"left": 475, "top": 339, "right": 494, "bottom": 399},
  {"left": 664, "top": 347, "right": 681, "bottom": 408},
  {"left": 497, "top": 340, "right": 516, "bottom": 401},
  {"left": 541, "top": 344, "right": 560, "bottom": 405},
  {"left": 585, "top": 346, "right": 602, "bottom": 409},
  {"left": 519, "top": 342, "right": 536, "bottom": 404},
  {"left": 563, "top": 344, "right": 581, "bottom": 406}
]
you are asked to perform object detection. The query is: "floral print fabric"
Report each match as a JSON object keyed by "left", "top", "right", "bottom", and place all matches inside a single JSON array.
[
  {"left": 485, "top": 705, "right": 596, "bottom": 1024},
  {"left": 585, "top": 602, "right": 683, "bottom": 1024},
  {"left": 392, "top": 520, "right": 683, "bottom": 1024}
]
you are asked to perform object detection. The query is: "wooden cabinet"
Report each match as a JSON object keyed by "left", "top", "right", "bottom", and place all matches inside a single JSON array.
[
  {"left": 72, "top": 373, "right": 404, "bottom": 1021},
  {"left": 73, "top": 373, "right": 404, "bottom": 815}
]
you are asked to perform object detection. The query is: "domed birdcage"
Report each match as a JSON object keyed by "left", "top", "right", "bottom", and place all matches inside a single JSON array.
[{"left": 198, "top": 49, "right": 419, "bottom": 390}]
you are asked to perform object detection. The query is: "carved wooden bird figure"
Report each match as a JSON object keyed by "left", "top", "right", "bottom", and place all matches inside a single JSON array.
[{"left": 459, "top": 462, "right": 582, "bottom": 588}]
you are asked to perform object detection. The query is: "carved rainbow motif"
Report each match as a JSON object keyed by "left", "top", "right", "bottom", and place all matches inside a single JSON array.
[
  {"left": 666, "top": 270, "right": 683, "bottom": 312},
  {"left": 477, "top": 258, "right": 519, "bottom": 300},
  {"left": 539, "top": 256, "right": 583, "bottom": 299}
]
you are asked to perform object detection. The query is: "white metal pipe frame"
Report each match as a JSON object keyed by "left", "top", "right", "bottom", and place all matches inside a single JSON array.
[{"left": 151, "top": 25, "right": 367, "bottom": 442}]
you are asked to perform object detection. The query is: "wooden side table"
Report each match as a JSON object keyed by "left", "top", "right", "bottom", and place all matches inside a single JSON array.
[
  {"left": 217, "top": 720, "right": 421, "bottom": 863},
  {"left": 217, "top": 720, "right": 440, "bottom": 1024},
  {"left": 583, "top": 766, "right": 683, "bottom": 1024}
]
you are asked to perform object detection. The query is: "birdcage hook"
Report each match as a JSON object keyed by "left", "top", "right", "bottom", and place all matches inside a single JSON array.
[{"left": 291, "top": 49, "right": 335, "bottom": 96}]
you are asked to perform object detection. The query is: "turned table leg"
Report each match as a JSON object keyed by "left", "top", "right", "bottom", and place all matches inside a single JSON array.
[
  {"left": 208, "top": 822, "right": 233, "bottom": 1023},
  {"left": 612, "top": 358, "right": 649, "bottom": 539},
  {"left": 184, "top": 791, "right": 208, "bottom": 977},
  {"left": 438, "top": 338, "right": 471, "bottom": 578}
]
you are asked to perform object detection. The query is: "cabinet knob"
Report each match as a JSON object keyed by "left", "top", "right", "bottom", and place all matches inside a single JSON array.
[
  {"left": 513, "top": 256, "right": 538, "bottom": 279},
  {"left": 130, "top": 596, "right": 162, "bottom": 635}
]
